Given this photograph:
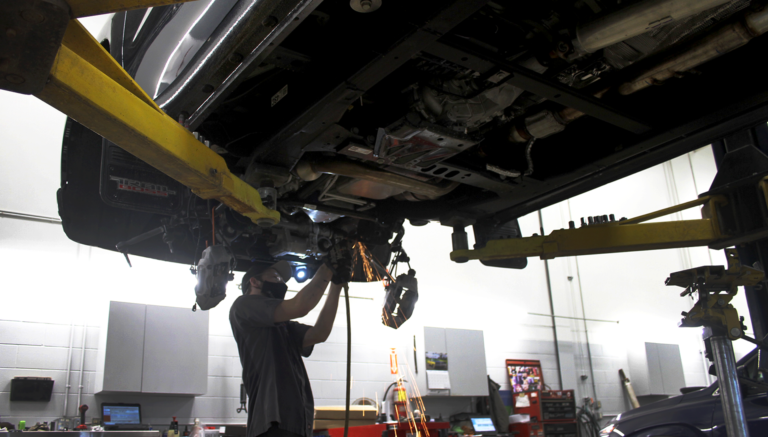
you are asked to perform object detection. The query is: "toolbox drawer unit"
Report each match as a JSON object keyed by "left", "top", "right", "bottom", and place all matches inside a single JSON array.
[
  {"left": 543, "top": 422, "right": 578, "bottom": 437},
  {"left": 541, "top": 390, "right": 577, "bottom": 421},
  {"left": 541, "top": 390, "right": 577, "bottom": 437}
]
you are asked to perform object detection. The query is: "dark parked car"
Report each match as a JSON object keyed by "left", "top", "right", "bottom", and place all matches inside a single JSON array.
[{"left": 600, "top": 348, "right": 768, "bottom": 437}]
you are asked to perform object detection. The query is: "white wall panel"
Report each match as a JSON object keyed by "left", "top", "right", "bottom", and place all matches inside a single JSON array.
[
  {"left": 99, "top": 302, "right": 145, "bottom": 393},
  {"left": 16, "top": 346, "right": 70, "bottom": 371},
  {"left": 208, "top": 356, "right": 232, "bottom": 377},
  {"left": 141, "top": 305, "right": 209, "bottom": 395},
  {"left": 0, "top": 321, "right": 45, "bottom": 346},
  {"left": 0, "top": 346, "right": 17, "bottom": 368}
]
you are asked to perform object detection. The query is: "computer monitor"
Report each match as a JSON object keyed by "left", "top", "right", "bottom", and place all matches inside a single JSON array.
[
  {"left": 101, "top": 403, "right": 142, "bottom": 425},
  {"left": 470, "top": 417, "right": 497, "bottom": 433}
]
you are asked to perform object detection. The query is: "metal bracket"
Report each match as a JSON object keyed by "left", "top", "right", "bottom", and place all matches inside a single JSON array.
[
  {"left": 0, "top": 0, "right": 70, "bottom": 95},
  {"left": 667, "top": 249, "right": 764, "bottom": 340}
]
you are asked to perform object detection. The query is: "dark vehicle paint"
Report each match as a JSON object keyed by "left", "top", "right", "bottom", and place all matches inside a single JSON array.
[{"left": 609, "top": 350, "right": 768, "bottom": 437}]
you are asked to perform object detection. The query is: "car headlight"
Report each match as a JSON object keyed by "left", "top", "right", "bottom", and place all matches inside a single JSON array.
[
  {"left": 599, "top": 424, "right": 615, "bottom": 436},
  {"left": 599, "top": 424, "right": 625, "bottom": 437}
]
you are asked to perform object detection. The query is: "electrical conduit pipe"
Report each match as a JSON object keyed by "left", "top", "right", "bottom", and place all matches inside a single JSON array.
[
  {"left": 76, "top": 324, "right": 87, "bottom": 421},
  {"left": 62, "top": 323, "right": 75, "bottom": 420}
]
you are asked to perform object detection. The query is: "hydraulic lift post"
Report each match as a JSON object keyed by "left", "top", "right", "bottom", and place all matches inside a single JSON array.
[
  {"left": 710, "top": 333, "right": 750, "bottom": 435},
  {"left": 712, "top": 125, "right": 768, "bottom": 341},
  {"left": 707, "top": 125, "right": 768, "bottom": 437}
]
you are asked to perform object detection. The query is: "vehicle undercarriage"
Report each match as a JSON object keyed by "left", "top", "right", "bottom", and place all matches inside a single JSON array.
[{"left": 57, "top": 0, "right": 768, "bottom": 279}]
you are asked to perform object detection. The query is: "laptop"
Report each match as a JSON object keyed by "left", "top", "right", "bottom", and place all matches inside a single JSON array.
[
  {"left": 102, "top": 403, "right": 149, "bottom": 430},
  {"left": 470, "top": 416, "right": 497, "bottom": 435}
]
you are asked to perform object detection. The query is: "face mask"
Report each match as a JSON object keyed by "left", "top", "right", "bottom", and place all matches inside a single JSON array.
[{"left": 262, "top": 280, "right": 288, "bottom": 300}]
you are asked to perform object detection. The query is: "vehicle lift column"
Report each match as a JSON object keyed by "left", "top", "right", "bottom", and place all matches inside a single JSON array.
[{"left": 450, "top": 132, "right": 768, "bottom": 437}]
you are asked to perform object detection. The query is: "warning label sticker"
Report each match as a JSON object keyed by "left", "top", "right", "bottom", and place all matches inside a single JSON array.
[
  {"left": 271, "top": 84, "right": 288, "bottom": 107},
  {"left": 110, "top": 176, "right": 176, "bottom": 197},
  {"left": 348, "top": 145, "right": 373, "bottom": 155}
]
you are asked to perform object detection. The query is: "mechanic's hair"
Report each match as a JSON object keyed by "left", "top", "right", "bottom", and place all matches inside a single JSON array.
[
  {"left": 240, "top": 275, "right": 257, "bottom": 295},
  {"left": 240, "top": 264, "right": 269, "bottom": 294}
]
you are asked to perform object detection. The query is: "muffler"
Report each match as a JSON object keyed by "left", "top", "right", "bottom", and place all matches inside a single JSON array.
[
  {"left": 619, "top": 4, "right": 768, "bottom": 94},
  {"left": 574, "top": 0, "right": 732, "bottom": 53}
]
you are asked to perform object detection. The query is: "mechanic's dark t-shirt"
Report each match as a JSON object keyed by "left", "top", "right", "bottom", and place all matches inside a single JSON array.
[{"left": 229, "top": 294, "right": 314, "bottom": 437}]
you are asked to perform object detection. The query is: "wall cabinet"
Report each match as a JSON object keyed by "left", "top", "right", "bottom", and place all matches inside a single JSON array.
[
  {"left": 95, "top": 301, "right": 209, "bottom": 395},
  {"left": 627, "top": 342, "right": 686, "bottom": 397},
  {"left": 419, "top": 327, "right": 489, "bottom": 396}
]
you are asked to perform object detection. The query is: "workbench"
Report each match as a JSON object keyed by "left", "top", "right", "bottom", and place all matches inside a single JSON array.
[
  {"left": 321, "top": 422, "right": 449, "bottom": 437},
  {"left": 0, "top": 433, "right": 160, "bottom": 437}
]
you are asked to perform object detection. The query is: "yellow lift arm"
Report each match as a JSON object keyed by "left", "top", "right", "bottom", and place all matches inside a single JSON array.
[
  {"left": 451, "top": 195, "right": 729, "bottom": 262},
  {"left": 6, "top": 0, "right": 280, "bottom": 227}
]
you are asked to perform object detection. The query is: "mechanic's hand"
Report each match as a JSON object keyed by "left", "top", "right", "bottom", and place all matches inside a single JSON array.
[
  {"left": 326, "top": 239, "right": 354, "bottom": 284},
  {"left": 332, "top": 261, "right": 353, "bottom": 285}
]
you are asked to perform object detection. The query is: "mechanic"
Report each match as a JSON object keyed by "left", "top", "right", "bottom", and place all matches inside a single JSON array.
[{"left": 229, "top": 250, "right": 352, "bottom": 437}]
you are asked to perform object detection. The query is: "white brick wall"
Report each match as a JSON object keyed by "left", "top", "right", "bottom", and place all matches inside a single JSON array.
[
  {"left": 0, "top": 320, "right": 252, "bottom": 426},
  {"left": 0, "top": 346, "right": 17, "bottom": 368}
]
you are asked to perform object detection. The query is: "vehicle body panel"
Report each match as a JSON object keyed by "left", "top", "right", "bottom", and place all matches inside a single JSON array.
[{"left": 606, "top": 350, "right": 768, "bottom": 437}]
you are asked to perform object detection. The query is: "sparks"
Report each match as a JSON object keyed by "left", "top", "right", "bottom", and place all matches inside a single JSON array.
[
  {"left": 351, "top": 241, "right": 382, "bottom": 282},
  {"left": 388, "top": 349, "right": 429, "bottom": 434}
]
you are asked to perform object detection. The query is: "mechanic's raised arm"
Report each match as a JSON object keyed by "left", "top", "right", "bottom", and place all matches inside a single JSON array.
[
  {"left": 274, "top": 264, "right": 332, "bottom": 322},
  {"left": 303, "top": 282, "right": 343, "bottom": 347}
]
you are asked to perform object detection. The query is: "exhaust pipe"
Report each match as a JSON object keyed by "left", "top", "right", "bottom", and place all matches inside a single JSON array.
[
  {"left": 509, "top": 89, "right": 609, "bottom": 143},
  {"left": 295, "top": 159, "right": 459, "bottom": 199},
  {"left": 509, "top": 0, "right": 731, "bottom": 143},
  {"left": 574, "top": 0, "right": 732, "bottom": 54},
  {"left": 510, "top": 4, "right": 768, "bottom": 142},
  {"left": 619, "top": 4, "right": 768, "bottom": 95}
]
